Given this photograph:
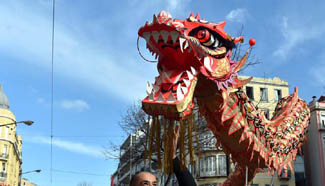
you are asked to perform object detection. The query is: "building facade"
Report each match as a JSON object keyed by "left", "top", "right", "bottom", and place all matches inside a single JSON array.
[
  {"left": 20, "top": 178, "right": 36, "bottom": 186},
  {"left": 0, "top": 85, "right": 22, "bottom": 186},
  {"left": 304, "top": 96, "right": 325, "bottom": 186}
]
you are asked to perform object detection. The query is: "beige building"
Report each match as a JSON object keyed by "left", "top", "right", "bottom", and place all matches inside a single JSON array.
[
  {"left": 304, "top": 96, "right": 325, "bottom": 186},
  {"left": 0, "top": 85, "right": 22, "bottom": 186},
  {"left": 20, "top": 178, "right": 36, "bottom": 186},
  {"left": 196, "top": 76, "right": 295, "bottom": 186}
]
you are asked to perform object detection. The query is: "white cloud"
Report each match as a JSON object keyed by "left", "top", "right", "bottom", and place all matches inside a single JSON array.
[
  {"left": 226, "top": 8, "right": 248, "bottom": 23},
  {"left": 0, "top": 2, "right": 152, "bottom": 102},
  {"left": 26, "top": 136, "right": 105, "bottom": 158},
  {"left": 273, "top": 16, "right": 325, "bottom": 59},
  {"left": 60, "top": 99, "right": 90, "bottom": 112}
]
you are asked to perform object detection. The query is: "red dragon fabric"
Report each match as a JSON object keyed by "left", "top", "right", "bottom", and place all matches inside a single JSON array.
[{"left": 138, "top": 10, "right": 310, "bottom": 185}]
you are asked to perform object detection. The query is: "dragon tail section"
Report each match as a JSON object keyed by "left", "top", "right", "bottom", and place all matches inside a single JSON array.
[{"left": 261, "top": 87, "right": 310, "bottom": 174}]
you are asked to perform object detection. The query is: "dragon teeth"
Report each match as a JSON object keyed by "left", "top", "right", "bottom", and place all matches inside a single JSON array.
[
  {"left": 167, "top": 93, "right": 176, "bottom": 102},
  {"left": 190, "top": 66, "right": 197, "bottom": 75},
  {"left": 183, "top": 79, "right": 190, "bottom": 87},
  {"left": 143, "top": 32, "right": 151, "bottom": 43},
  {"left": 152, "top": 31, "right": 160, "bottom": 43},
  {"left": 176, "top": 84, "right": 184, "bottom": 100},
  {"left": 155, "top": 76, "right": 162, "bottom": 85},
  {"left": 204, "top": 56, "right": 213, "bottom": 72},
  {"left": 173, "top": 72, "right": 183, "bottom": 83},
  {"left": 146, "top": 81, "right": 152, "bottom": 95},
  {"left": 156, "top": 92, "right": 165, "bottom": 102},
  {"left": 170, "top": 31, "right": 179, "bottom": 43},
  {"left": 181, "top": 86, "right": 188, "bottom": 95},
  {"left": 153, "top": 84, "right": 159, "bottom": 93},
  {"left": 162, "top": 71, "right": 172, "bottom": 83},
  {"left": 148, "top": 92, "right": 154, "bottom": 101},
  {"left": 184, "top": 40, "right": 189, "bottom": 50},
  {"left": 179, "top": 37, "right": 186, "bottom": 53},
  {"left": 160, "top": 30, "right": 169, "bottom": 43},
  {"left": 186, "top": 70, "right": 194, "bottom": 80}
]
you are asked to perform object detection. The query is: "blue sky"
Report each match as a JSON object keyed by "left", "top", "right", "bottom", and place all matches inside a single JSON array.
[{"left": 0, "top": 0, "right": 325, "bottom": 185}]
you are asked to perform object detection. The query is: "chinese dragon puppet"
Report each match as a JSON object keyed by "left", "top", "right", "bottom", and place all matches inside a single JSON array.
[{"left": 138, "top": 10, "right": 310, "bottom": 186}]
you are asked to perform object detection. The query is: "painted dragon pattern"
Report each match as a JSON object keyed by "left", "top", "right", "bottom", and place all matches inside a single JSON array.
[{"left": 138, "top": 10, "right": 310, "bottom": 185}]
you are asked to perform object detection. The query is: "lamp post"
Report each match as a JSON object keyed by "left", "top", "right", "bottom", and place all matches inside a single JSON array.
[
  {"left": 20, "top": 169, "right": 41, "bottom": 175},
  {"left": 0, "top": 120, "right": 34, "bottom": 127},
  {"left": 19, "top": 169, "right": 41, "bottom": 186}
]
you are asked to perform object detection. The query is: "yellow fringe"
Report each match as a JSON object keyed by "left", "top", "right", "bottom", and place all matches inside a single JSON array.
[
  {"left": 163, "top": 117, "right": 168, "bottom": 174},
  {"left": 180, "top": 120, "right": 186, "bottom": 170},
  {"left": 144, "top": 116, "right": 150, "bottom": 167},
  {"left": 167, "top": 120, "right": 174, "bottom": 174},
  {"left": 148, "top": 116, "right": 156, "bottom": 168},
  {"left": 156, "top": 116, "right": 162, "bottom": 169}
]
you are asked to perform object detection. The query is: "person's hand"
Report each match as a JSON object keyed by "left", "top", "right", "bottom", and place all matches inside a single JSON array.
[{"left": 172, "top": 124, "right": 180, "bottom": 159}]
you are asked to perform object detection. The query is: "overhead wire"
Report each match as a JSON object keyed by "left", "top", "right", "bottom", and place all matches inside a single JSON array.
[{"left": 50, "top": 0, "right": 56, "bottom": 185}]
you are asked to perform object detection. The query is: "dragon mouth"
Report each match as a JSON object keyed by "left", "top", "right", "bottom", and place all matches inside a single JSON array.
[{"left": 139, "top": 17, "right": 200, "bottom": 119}]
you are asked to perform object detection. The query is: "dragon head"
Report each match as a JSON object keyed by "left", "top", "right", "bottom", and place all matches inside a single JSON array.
[{"left": 139, "top": 10, "right": 252, "bottom": 120}]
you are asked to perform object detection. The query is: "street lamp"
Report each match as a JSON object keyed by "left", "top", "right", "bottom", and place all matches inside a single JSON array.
[
  {"left": 0, "top": 120, "right": 34, "bottom": 127},
  {"left": 20, "top": 169, "right": 41, "bottom": 175}
]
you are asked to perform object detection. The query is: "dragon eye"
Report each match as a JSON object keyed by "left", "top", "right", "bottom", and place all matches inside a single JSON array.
[
  {"left": 194, "top": 29, "right": 220, "bottom": 48},
  {"left": 195, "top": 29, "right": 210, "bottom": 43}
]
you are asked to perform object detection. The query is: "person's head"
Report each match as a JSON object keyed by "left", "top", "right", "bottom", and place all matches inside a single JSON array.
[{"left": 130, "top": 171, "right": 157, "bottom": 186}]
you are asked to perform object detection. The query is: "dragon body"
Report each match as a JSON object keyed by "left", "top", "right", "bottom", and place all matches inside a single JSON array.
[{"left": 138, "top": 11, "right": 310, "bottom": 185}]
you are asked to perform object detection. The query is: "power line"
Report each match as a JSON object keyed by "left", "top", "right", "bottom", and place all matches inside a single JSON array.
[
  {"left": 50, "top": 0, "right": 56, "bottom": 185},
  {"left": 51, "top": 169, "right": 108, "bottom": 177}
]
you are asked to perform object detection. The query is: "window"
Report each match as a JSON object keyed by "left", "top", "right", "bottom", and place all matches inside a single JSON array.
[
  {"left": 199, "top": 154, "right": 227, "bottom": 177},
  {"left": 321, "top": 112, "right": 325, "bottom": 129},
  {"left": 246, "top": 86, "right": 254, "bottom": 100},
  {"left": 260, "top": 88, "right": 268, "bottom": 102},
  {"left": 274, "top": 89, "right": 282, "bottom": 102},
  {"left": 217, "top": 155, "right": 227, "bottom": 176},
  {"left": 4, "top": 126, "right": 9, "bottom": 139},
  {"left": 2, "top": 145, "right": 7, "bottom": 157}
]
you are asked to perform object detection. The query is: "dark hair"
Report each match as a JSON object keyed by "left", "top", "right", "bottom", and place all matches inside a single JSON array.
[{"left": 130, "top": 170, "right": 156, "bottom": 186}]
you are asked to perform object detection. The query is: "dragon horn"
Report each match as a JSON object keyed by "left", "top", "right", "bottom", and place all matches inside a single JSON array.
[
  {"left": 195, "top": 13, "right": 200, "bottom": 20},
  {"left": 218, "top": 21, "right": 226, "bottom": 29},
  {"left": 189, "top": 12, "right": 194, "bottom": 18}
]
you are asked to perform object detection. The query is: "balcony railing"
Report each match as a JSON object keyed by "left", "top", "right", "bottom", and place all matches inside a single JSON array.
[{"left": 0, "top": 153, "right": 8, "bottom": 160}]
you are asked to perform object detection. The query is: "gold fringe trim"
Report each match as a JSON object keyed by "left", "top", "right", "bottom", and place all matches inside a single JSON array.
[
  {"left": 145, "top": 114, "right": 199, "bottom": 174},
  {"left": 148, "top": 116, "right": 156, "bottom": 168},
  {"left": 167, "top": 120, "right": 174, "bottom": 174},
  {"left": 180, "top": 120, "right": 186, "bottom": 170},
  {"left": 163, "top": 117, "right": 168, "bottom": 174},
  {"left": 156, "top": 116, "right": 162, "bottom": 169},
  {"left": 144, "top": 115, "right": 150, "bottom": 167}
]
